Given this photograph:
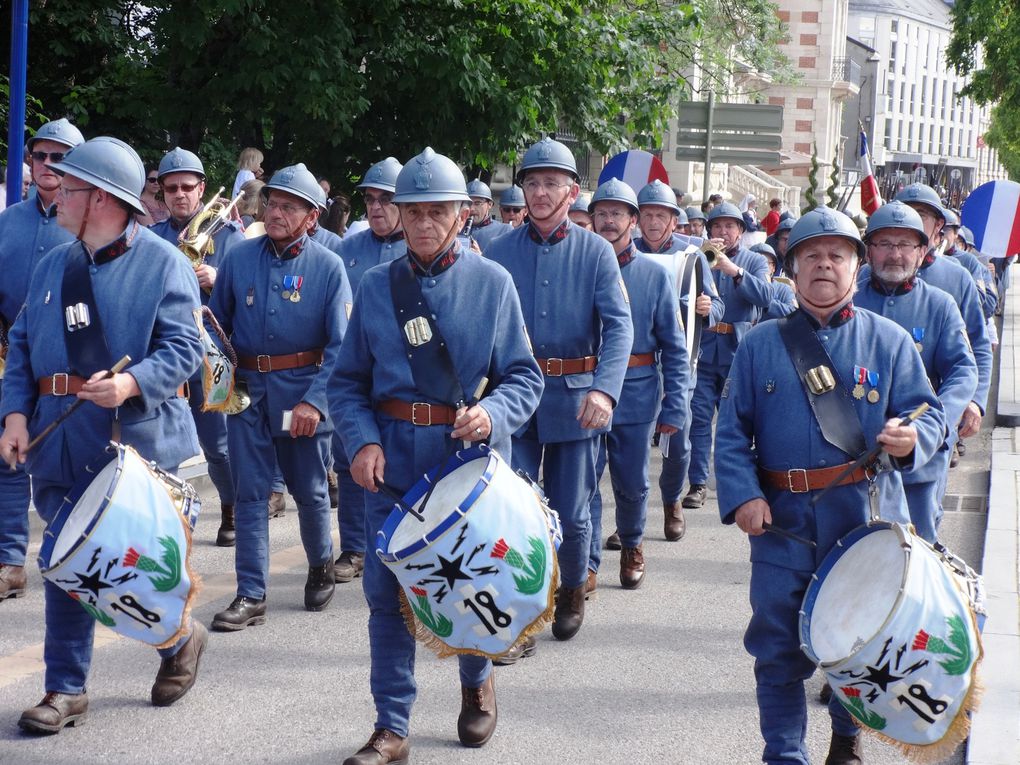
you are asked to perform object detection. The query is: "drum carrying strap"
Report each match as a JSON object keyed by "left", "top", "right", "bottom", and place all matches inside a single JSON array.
[
  {"left": 777, "top": 310, "right": 867, "bottom": 458},
  {"left": 61, "top": 246, "right": 114, "bottom": 378},
  {"left": 679, "top": 249, "right": 705, "bottom": 353},
  {"left": 388, "top": 257, "right": 465, "bottom": 406}
]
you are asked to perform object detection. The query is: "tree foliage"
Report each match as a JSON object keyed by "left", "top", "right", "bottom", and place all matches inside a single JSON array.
[
  {"left": 947, "top": 0, "right": 1020, "bottom": 178},
  {"left": 2, "top": 0, "right": 786, "bottom": 190}
]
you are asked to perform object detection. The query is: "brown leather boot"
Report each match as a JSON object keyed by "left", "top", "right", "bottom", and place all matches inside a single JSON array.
[
  {"left": 493, "top": 634, "right": 537, "bottom": 666},
  {"left": 342, "top": 729, "right": 410, "bottom": 765},
  {"left": 605, "top": 530, "right": 622, "bottom": 550},
  {"left": 552, "top": 584, "right": 585, "bottom": 641},
  {"left": 0, "top": 562, "right": 27, "bottom": 601},
  {"left": 584, "top": 569, "right": 597, "bottom": 599},
  {"left": 151, "top": 621, "right": 208, "bottom": 707},
  {"left": 18, "top": 692, "right": 88, "bottom": 734},
  {"left": 458, "top": 673, "right": 497, "bottom": 747},
  {"left": 620, "top": 544, "right": 646, "bottom": 590},
  {"left": 824, "top": 732, "right": 863, "bottom": 765},
  {"left": 268, "top": 491, "right": 286, "bottom": 518},
  {"left": 663, "top": 501, "right": 686, "bottom": 541},
  {"left": 215, "top": 504, "right": 235, "bottom": 547}
]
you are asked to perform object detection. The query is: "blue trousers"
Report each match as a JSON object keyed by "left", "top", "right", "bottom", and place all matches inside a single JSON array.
[
  {"left": 34, "top": 480, "right": 190, "bottom": 694},
  {"left": 658, "top": 378, "right": 696, "bottom": 504},
  {"left": 688, "top": 360, "right": 729, "bottom": 485},
  {"left": 363, "top": 494, "right": 490, "bottom": 738},
  {"left": 332, "top": 433, "right": 366, "bottom": 554},
  {"left": 227, "top": 410, "right": 332, "bottom": 600},
  {"left": 745, "top": 562, "right": 858, "bottom": 764},
  {"left": 511, "top": 435, "right": 598, "bottom": 589},
  {"left": 0, "top": 464, "right": 30, "bottom": 566},
  {"left": 903, "top": 480, "right": 940, "bottom": 544},
  {"left": 588, "top": 421, "right": 655, "bottom": 572},
  {"left": 189, "top": 379, "right": 235, "bottom": 506}
]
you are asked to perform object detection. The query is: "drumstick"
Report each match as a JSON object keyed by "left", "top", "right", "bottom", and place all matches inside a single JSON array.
[
  {"left": 460, "top": 376, "right": 489, "bottom": 449},
  {"left": 374, "top": 479, "right": 426, "bottom": 522},
  {"left": 810, "top": 402, "right": 931, "bottom": 506},
  {"left": 21, "top": 356, "right": 133, "bottom": 458},
  {"left": 763, "top": 522, "right": 817, "bottom": 549}
]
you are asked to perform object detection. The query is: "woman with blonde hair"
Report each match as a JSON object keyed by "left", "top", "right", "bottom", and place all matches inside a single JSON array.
[{"left": 232, "top": 147, "right": 264, "bottom": 196}]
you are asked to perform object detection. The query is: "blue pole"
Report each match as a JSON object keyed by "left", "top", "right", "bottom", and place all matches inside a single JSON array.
[{"left": 7, "top": 0, "right": 29, "bottom": 209}]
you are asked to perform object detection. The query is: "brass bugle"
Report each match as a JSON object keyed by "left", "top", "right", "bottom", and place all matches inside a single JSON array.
[{"left": 701, "top": 243, "right": 721, "bottom": 264}]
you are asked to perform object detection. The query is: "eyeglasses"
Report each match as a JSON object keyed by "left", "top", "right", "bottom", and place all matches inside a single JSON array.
[
  {"left": 500, "top": 207, "right": 524, "bottom": 213},
  {"left": 56, "top": 185, "right": 94, "bottom": 198},
  {"left": 522, "top": 180, "right": 570, "bottom": 195},
  {"left": 31, "top": 150, "right": 65, "bottom": 163},
  {"left": 146, "top": 177, "right": 159, "bottom": 184},
  {"left": 265, "top": 200, "right": 310, "bottom": 216},
  {"left": 592, "top": 210, "right": 632, "bottom": 221},
  {"left": 363, "top": 192, "right": 394, "bottom": 208},
  {"left": 871, "top": 241, "right": 920, "bottom": 253},
  {"left": 161, "top": 182, "right": 200, "bottom": 194}
]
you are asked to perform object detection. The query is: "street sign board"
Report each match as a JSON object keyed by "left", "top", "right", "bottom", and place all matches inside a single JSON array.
[
  {"left": 676, "top": 129, "right": 783, "bottom": 151},
  {"left": 674, "top": 147, "right": 781, "bottom": 165},
  {"left": 676, "top": 101, "right": 784, "bottom": 132}
]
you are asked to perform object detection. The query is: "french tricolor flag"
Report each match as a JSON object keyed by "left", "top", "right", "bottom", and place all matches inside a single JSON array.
[
  {"left": 961, "top": 180, "right": 1020, "bottom": 258},
  {"left": 859, "top": 130, "right": 882, "bottom": 215},
  {"left": 598, "top": 149, "right": 670, "bottom": 192}
]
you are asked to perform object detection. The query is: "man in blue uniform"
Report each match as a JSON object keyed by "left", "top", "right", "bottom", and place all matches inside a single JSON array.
[
  {"left": 684, "top": 202, "right": 772, "bottom": 509},
  {"left": 567, "top": 196, "right": 594, "bottom": 231},
  {"left": 632, "top": 178, "right": 722, "bottom": 542},
  {"left": 467, "top": 178, "right": 514, "bottom": 250},
  {"left": 150, "top": 147, "right": 246, "bottom": 548},
  {"left": 328, "top": 157, "right": 407, "bottom": 584},
  {"left": 486, "top": 137, "right": 633, "bottom": 641},
  {"left": 765, "top": 215, "right": 797, "bottom": 275},
  {"left": 751, "top": 242, "right": 798, "bottom": 322},
  {"left": 329, "top": 148, "right": 543, "bottom": 764},
  {"left": 0, "top": 136, "right": 209, "bottom": 730},
  {"left": 0, "top": 118, "right": 84, "bottom": 601},
  {"left": 498, "top": 185, "right": 527, "bottom": 228},
  {"left": 209, "top": 163, "right": 351, "bottom": 629},
  {"left": 310, "top": 183, "right": 346, "bottom": 257},
  {"left": 715, "top": 207, "right": 945, "bottom": 765},
  {"left": 855, "top": 201, "right": 977, "bottom": 541},
  {"left": 686, "top": 206, "right": 706, "bottom": 238},
  {"left": 887, "top": 184, "right": 991, "bottom": 462},
  {"left": 585, "top": 179, "right": 689, "bottom": 589},
  {"left": 941, "top": 209, "right": 997, "bottom": 319}
]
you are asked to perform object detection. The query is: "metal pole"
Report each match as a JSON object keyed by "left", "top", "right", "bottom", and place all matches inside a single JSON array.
[
  {"left": 702, "top": 91, "right": 714, "bottom": 202},
  {"left": 7, "top": 0, "right": 29, "bottom": 209}
]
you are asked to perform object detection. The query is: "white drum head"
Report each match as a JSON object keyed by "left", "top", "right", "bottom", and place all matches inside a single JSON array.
[
  {"left": 51, "top": 456, "right": 122, "bottom": 562},
  {"left": 388, "top": 456, "right": 489, "bottom": 553},
  {"left": 810, "top": 528, "right": 907, "bottom": 663}
]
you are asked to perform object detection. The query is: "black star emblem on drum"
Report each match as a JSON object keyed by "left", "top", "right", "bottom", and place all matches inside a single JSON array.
[
  {"left": 434, "top": 554, "right": 472, "bottom": 588},
  {"left": 74, "top": 568, "right": 114, "bottom": 598},
  {"left": 861, "top": 660, "right": 902, "bottom": 692}
]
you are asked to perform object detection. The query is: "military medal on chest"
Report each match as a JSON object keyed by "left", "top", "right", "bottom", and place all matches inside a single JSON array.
[
  {"left": 852, "top": 366, "right": 867, "bottom": 400},
  {"left": 867, "top": 370, "right": 880, "bottom": 404},
  {"left": 912, "top": 327, "right": 925, "bottom": 354},
  {"left": 282, "top": 275, "right": 303, "bottom": 303}
]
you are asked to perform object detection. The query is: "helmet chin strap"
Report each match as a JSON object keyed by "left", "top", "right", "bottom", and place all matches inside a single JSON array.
[
  {"left": 799, "top": 263, "right": 859, "bottom": 313},
  {"left": 76, "top": 192, "right": 94, "bottom": 243}
]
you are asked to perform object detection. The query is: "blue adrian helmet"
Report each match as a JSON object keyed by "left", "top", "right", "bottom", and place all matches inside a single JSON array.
[
  {"left": 942, "top": 208, "right": 961, "bottom": 228},
  {"left": 157, "top": 146, "right": 205, "bottom": 180},
  {"left": 706, "top": 201, "right": 745, "bottom": 230},
  {"left": 499, "top": 185, "right": 526, "bottom": 209},
  {"left": 588, "top": 177, "right": 639, "bottom": 215},
  {"left": 516, "top": 136, "right": 578, "bottom": 183},
  {"left": 785, "top": 206, "right": 866, "bottom": 265},
  {"left": 958, "top": 226, "right": 974, "bottom": 248},
  {"left": 751, "top": 242, "right": 780, "bottom": 272},
  {"left": 775, "top": 216, "right": 797, "bottom": 235},
  {"left": 569, "top": 196, "right": 591, "bottom": 214},
  {"left": 263, "top": 163, "right": 321, "bottom": 209},
  {"left": 637, "top": 179, "right": 681, "bottom": 214},
  {"left": 685, "top": 205, "right": 706, "bottom": 222},
  {"left": 27, "top": 118, "right": 84, "bottom": 152},
  {"left": 357, "top": 157, "right": 402, "bottom": 192},
  {"left": 466, "top": 178, "right": 493, "bottom": 201},
  {"left": 47, "top": 136, "right": 146, "bottom": 214},
  {"left": 894, "top": 183, "right": 945, "bottom": 221},
  {"left": 863, "top": 200, "right": 929, "bottom": 247},
  {"left": 393, "top": 147, "right": 470, "bottom": 204},
  {"left": 313, "top": 181, "right": 329, "bottom": 212}
]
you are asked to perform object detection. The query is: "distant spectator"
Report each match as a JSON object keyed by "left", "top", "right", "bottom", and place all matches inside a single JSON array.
[
  {"left": 322, "top": 192, "right": 351, "bottom": 236},
  {"left": 232, "top": 147, "right": 264, "bottom": 197},
  {"left": 138, "top": 163, "right": 169, "bottom": 226},
  {"left": 708, "top": 193, "right": 723, "bottom": 206},
  {"left": 237, "top": 178, "right": 266, "bottom": 227},
  {"left": 738, "top": 194, "right": 759, "bottom": 232},
  {"left": 701, "top": 200, "right": 713, "bottom": 214},
  {"left": 672, "top": 187, "right": 686, "bottom": 207},
  {"left": 318, "top": 177, "right": 331, "bottom": 200},
  {"left": 761, "top": 198, "right": 782, "bottom": 236}
]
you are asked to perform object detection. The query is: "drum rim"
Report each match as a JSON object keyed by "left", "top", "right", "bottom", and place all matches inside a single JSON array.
[
  {"left": 798, "top": 521, "right": 913, "bottom": 667},
  {"left": 376, "top": 444, "right": 496, "bottom": 562},
  {"left": 38, "top": 445, "right": 127, "bottom": 573}
]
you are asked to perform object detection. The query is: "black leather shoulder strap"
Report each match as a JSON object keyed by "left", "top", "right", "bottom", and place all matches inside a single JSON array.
[
  {"left": 777, "top": 310, "right": 867, "bottom": 457},
  {"left": 388, "top": 256, "right": 465, "bottom": 406},
  {"left": 61, "top": 246, "right": 113, "bottom": 377}
]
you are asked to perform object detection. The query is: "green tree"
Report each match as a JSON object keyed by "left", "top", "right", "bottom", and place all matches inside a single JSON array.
[
  {"left": 803, "top": 144, "right": 820, "bottom": 213},
  {"left": 2, "top": 0, "right": 786, "bottom": 190}
]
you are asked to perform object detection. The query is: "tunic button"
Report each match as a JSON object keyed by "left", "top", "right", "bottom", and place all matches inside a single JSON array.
[
  {"left": 39, "top": 246, "right": 44, "bottom": 251},
  {"left": 819, "top": 459, "right": 827, "bottom": 466},
  {"left": 543, "top": 248, "right": 549, "bottom": 254},
  {"left": 349, "top": 259, "right": 357, "bottom": 267},
  {"left": 269, "top": 309, "right": 276, "bottom": 315},
  {"left": 89, "top": 267, "right": 97, "bottom": 275},
  {"left": 539, "top": 344, "right": 546, "bottom": 350},
  {"left": 272, "top": 285, "right": 279, "bottom": 291},
  {"left": 542, "top": 280, "right": 549, "bottom": 286},
  {"left": 428, "top": 279, "right": 436, "bottom": 287},
  {"left": 268, "top": 334, "right": 275, "bottom": 340},
  {"left": 540, "top": 311, "right": 547, "bottom": 317}
]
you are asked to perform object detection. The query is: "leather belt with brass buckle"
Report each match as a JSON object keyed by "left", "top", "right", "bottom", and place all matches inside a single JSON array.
[
  {"left": 534, "top": 355, "right": 598, "bottom": 377},
  {"left": 759, "top": 462, "right": 875, "bottom": 493},
  {"left": 377, "top": 399, "right": 458, "bottom": 427},
  {"left": 237, "top": 349, "right": 325, "bottom": 373}
]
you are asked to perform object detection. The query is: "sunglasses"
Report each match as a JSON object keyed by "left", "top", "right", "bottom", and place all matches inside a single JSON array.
[
  {"left": 31, "top": 150, "right": 65, "bottom": 163},
  {"left": 161, "top": 182, "right": 200, "bottom": 194},
  {"left": 146, "top": 177, "right": 159, "bottom": 184}
]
